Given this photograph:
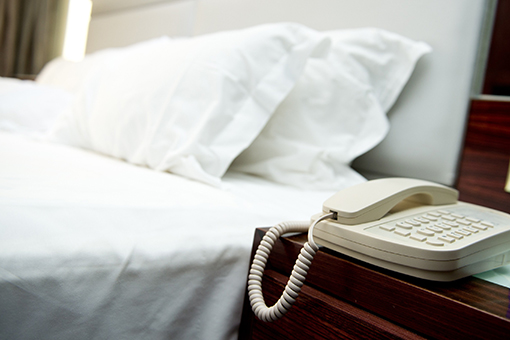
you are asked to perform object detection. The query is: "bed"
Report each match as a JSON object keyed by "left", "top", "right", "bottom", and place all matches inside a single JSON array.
[{"left": 0, "top": 0, "right": 488, "bottom": 339}]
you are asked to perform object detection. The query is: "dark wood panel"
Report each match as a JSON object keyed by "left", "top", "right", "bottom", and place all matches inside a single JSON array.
[
  {"left": 242, "top": 270, "right": 424, "bottom": 340},
  {"left": 457, "top": 148, "right": 510, "bottom": 213},
  {"left": 240, "top": 228, "right": 510, "bottom": 340},
  {"left": 462, "top": 100, "right": 510, "bottom": 152},
  {"left": 456, "top": 99, "right": 510, "bottom": 214},
  {"left": 483, "top": 0, "right": 510, "bottom": 96}
]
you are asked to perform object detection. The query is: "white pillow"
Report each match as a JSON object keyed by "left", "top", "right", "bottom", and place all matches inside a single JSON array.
[
  {"left": 43, "top": 23, "right": 330, "bottom": 186},
  {"left": 0, "top": 77, "right": 73, "bottom": 136},
  {"left": 230, "top": 28, "right": 431, "bottom": 190}
]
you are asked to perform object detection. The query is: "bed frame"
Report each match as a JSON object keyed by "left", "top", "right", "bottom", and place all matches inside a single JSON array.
[{"left": 86, "top": 0, "right": 489, "bottom": 187}]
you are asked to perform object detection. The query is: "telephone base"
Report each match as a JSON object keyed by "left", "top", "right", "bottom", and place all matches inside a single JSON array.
[
  {"left": 316, "top": 237, "right": 510, "bottom": 281},
  {"left": 312, "top": 201, "right": 510, "bottom": 281}
]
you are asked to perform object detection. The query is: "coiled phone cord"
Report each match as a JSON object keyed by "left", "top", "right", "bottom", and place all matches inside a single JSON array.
[{"left": 247, "top": 212, "right": 336, "bottom": 322}]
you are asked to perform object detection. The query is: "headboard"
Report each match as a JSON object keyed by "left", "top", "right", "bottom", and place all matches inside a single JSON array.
[{"left": 86, "top": 0, "right": 488, "bottom": 186}]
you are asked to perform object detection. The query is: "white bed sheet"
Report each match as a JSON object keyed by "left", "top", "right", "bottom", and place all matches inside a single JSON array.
[{"left": 0, "top": 132, "right": 338, "bottom": 339}]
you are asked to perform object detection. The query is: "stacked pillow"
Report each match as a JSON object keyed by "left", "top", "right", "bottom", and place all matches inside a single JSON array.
[
  {"left": 36, "top": 23, "right": 430, "bottom": 189},
  {"left": 231, "top": 28, "right": 431, "bottom": 190},
  {"left": 38, "top": 23, "right": 330, "bottom": 187}
]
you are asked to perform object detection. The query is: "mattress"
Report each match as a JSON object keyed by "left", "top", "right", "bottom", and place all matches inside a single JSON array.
[{"left": 0, "top": 132, "right": 337, "bottom": 339}]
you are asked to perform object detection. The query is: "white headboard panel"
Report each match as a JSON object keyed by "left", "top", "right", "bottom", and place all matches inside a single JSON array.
[
  {"left": 87, "top": 0, "right": 487, "bottom": 186},
  {"left": 86, "top": 0, "right": 196, "bottom": 53}
]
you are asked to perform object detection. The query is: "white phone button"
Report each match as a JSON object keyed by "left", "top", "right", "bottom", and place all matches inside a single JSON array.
[
  {"left": 396, "top": 222, "right": 413, "bottom": 229},
  {"left": 418, "top": 228, "right": 435, "bottom": 237},
  {"left": 448, "top": 232, "right": 463, "bottom": 240},
  {"left": 422, "top": 214, "right": 438, "bottom": 221},
  {"left": 443, "top": 221, "right": 459, "bottom": 228},
  {"left": 481, "top": 221, "right": 494, "bottom": 228},
  {"left": 439, "top": 236, "right": 455, "bottom": 244},
  {"left": 464, "top": 226, "right": 479, "bottom": 234},
  {"left": 405, "top": 219, "right": 421, "bottom": 226},
  {"left": 428, "top": 212, "right": 441, "bottom": 217},
  {"left": 410, "top": 235, "right": 427, "bottom": 242},
  {"left": 435, "top": 223, "right": 451, "bottom": 230},
  {"left": 457, "top": 219, "right": 471, "bottom": 226},
  {"left": 442, "top": 215, "right": 456, "bottom": 221},
  {"left": 380, "top": 225, "right": 395, "bottom": 231},
  {"left": 471, "top": 223, "right": 488, "bottom": 231},
  {"left": 426, "top": 240, "right": 444, "bottom": 246},
  {"left": 456, "top": 230, "right": 471, "bottom": 236},
  {"left": 466, "top": 217, "right": 480, "bottom": 223},
  {"left": 426, "top": 226, "right": 443, "bottom": 233},
  {"left": 395, "top": 230, "right": 411, "bottom": 237},
  {"left": 437, "top": 210, "right": 450, "bottom": 215},
  {"left": 414, "top": 217, "right": 430, "bottom": 224}
]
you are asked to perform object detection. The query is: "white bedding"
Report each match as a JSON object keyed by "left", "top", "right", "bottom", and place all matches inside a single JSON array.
[
  {"left": 0, "top": 132, "right": 337, "bottom": 339},
  {"left": 0, "top": 21, "right": 427, "bottom": 340}
]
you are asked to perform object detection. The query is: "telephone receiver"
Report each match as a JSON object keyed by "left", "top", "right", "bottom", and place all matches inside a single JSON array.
[{"left": 248, "top": 177, "right": 510, "bottom": 322}]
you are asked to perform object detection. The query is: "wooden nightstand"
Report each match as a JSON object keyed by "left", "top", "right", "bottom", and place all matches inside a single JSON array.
[{"left": 239, "top": 227, "right": 510, "bottom": 339}]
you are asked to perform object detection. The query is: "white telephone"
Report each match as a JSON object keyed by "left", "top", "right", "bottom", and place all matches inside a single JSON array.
[{"left": 248, "top": 178, "right": 510, "bottom": 322}]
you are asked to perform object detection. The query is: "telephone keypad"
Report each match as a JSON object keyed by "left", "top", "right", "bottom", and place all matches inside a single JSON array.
[{"left": 378, "top": 209, "right": 496, "bottom": 247}]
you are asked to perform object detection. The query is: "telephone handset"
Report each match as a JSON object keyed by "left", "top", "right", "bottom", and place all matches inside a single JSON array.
[
  {"left": 323, "top": 177, "right": 458, "bottom": 224},
  {"left": 248, "top": 178, "right": 510, "bottom": 322}
]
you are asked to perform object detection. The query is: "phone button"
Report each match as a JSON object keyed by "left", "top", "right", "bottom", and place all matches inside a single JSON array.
[
  {"left": 396, "top": 222, "right": 413, "bottom": 229},
  {"left": 442, "top": 215, "right": 456, "bottom": 221},
  {"left": 379, "top": 225, "right": 395, "bottom": 231},
  {"left": 439, "top": 236, "right": 455, "bottom": 244},
  {"left": 457, "top": 219, "right": 471, "bottom": 226},
  {"left": 405, "top": 219, "right": 421, "bottom": 226},
  {"left": 426, "top": 240, "right": 444, "bottom": 246},
  {"left": 471, "top": 223, "right": 488, "bottom": 231},
  {"left": 463, "top": 226, "right": 479, "bottom": 234},
  {"left": 395, "top": 230, "right": 411, "bottom": 237},
  {"left": 448, "top": 232, "right": 463, "bottom": 240},
  {"left": 443, "top": 221, "right": 459, "bottom": 228},
  {"left": 414, "top": 217, "right": 430, "bottom": 224},
  {"left": 456, "top": 230, "right": 471, "bottom": 236},
  {"left": 426, "top": 226, "right": 443, "bottom": 233},
  {"left": 418, "top": 228, "right": 435, "bottom": 237},
  {"left": 435, "top": 223, "right": 451, "bottom": 230},
  {"left": 422, "top": 214, "right": 438, "bottom": 221},
  {"left": 410, "top": 235, "right": 427, "bottom": 242}
]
